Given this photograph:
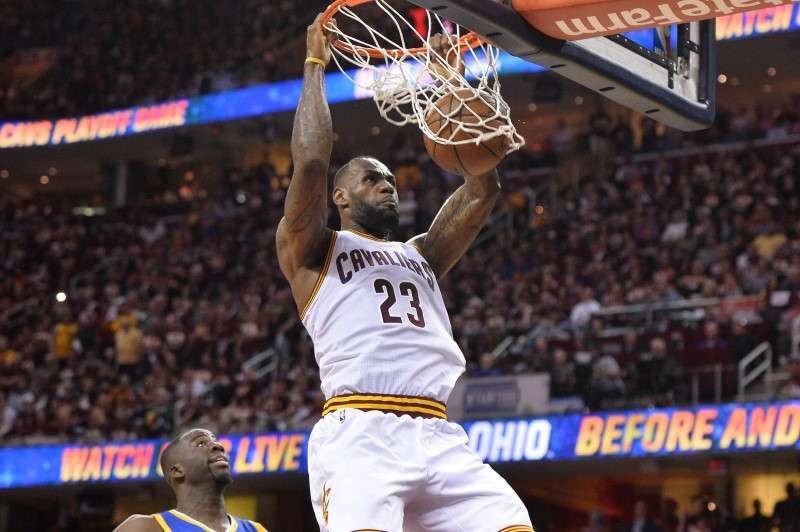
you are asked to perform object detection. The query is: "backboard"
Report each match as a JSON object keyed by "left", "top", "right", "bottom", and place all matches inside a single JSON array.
[{"left": 407, "top": 0, "right": 716, "bottom": 131}]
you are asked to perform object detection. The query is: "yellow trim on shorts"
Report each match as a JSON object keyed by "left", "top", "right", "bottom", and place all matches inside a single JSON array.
[
  {"left": 251, "top": 522, "right": 269, "bottom": 532},
  {"left": 152, "top": 514, "right": 171, "bottom": 532},
  {"left": 498, "top": 526, "right": 535, "bottom": 532},
  {"left": 299, "top": 231, "right": 337, "bottom": 320},
  {"left": 324, "top": 393, "right": 446, "bottom": 411},
  {"left": 322, "top": 402, "right": 447, "bottom": 418},
  {"left": 322, "top": 393, "right": 447, "bottom": 419},
  {"left": 346, "top": 228, "right": 389, "bottom": 242}
]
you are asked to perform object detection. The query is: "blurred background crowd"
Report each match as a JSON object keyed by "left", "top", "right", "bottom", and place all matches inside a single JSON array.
[
  {"left": 0, "top": 0, "right": 330, "bottom": 120},
  {"left": 2, "top": 95, "right": 800, "bottom": 445},
  {"left": 593, "top": 488, "right": 800, "bottom": 532}
]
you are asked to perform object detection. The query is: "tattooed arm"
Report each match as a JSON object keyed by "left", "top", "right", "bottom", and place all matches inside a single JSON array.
[
  {"left": 276, "top": 14, "right": 335, "bottom": 308},
  {"left": 407, "top": 170, "right": 500, "bottom": 279},
  {"left": 406, "top": 35, "right": 501, "bottom": 278}
]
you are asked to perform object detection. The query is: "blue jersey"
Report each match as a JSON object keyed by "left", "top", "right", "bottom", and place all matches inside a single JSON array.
[{"left": 151, "top": 510, "right": 268, "bottom": 532}]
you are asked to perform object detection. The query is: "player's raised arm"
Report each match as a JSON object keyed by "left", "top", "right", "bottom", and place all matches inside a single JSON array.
[
  {"left": 407, "top": 34, "right": 502, "bottom": 279},
  {"left": 276, "top": 14, "right": 336, "bottom": 285},
  {"left": 408, "top": 168, "right": 501, "bottom": 279}
]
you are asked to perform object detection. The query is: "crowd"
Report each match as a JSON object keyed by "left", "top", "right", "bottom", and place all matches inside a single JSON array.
[
  {"left": 4, "top": 0, "right": 800, "bottom": 152},
  {"left": 0, "top": 0, "right": 325, "bottom": 120},
  {"left": 522, "top": 94, "right": 800, "bottom": 170},
  {"left": 2, "top": 109, "right": 800, "bottom": 444},
  {"left": 461, "top": 96, "right": 800, "bottom": 387},
  {"left": 580, "top": 484, "right": 800, "bottom": 532},
  {"left": 0, "top": 189, "right": 318, "bottom": 443}
]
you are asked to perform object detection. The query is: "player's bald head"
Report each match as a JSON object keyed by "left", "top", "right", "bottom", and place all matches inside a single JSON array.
[
  {"left": 333, "top": 156, "right": 389, "bottom": 190},
  {"left": 160, "top": 430, "right": 201, "bottom": 482},
  {"left": 160, "top": 428, "right": 220, "bottom": 486}
]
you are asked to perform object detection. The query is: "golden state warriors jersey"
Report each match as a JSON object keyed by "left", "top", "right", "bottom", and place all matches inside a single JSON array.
[
  {"left": 301, "top": 229, "right": 466, "bottom": 403},
  {"left": 152, "top": 510, "right": 268, "bottom": 532}
]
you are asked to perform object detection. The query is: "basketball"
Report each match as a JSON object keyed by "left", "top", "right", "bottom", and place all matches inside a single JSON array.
[{"left": 423, "top": 89, "right": 510, "bottom": 176}]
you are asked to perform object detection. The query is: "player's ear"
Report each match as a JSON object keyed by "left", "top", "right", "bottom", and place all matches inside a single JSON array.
[
  {"left": 170, "top": 464, "right": 185, "bottom": 483},
  {"left": 332, "top": 186, "right": 348, "bottom": 208}
]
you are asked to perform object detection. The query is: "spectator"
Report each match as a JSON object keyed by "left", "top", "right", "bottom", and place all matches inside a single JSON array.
[
  {"left": 729, "top": 319, "right": 758, "bottom": 363},
  {"left": 629, "top": 500, "right": 661, "bottom": 532},
  {"left": 662, "top": 210, "right": 689, "bottom": 243},
  {"left": 470, "top": 352, "right": 501, "bottom": 377},
  {"left": 612, "top": 115, "right": 634, "bottom": 156},
  {"left": 514, "top": 336, "right": 551, "bottom": 374},
  {"left": 753, "top": 221, "right": 788, "bottom": 260},
  {"left": 549, "top": 348, "right": 577, "bottom": 398},
  {"left": 633, "top": 337, "right": 682, "bottom": 403},
  {"left": 115, "top": 315, "right": 144, "bottom": 379},
  {"left": 695, "top": 321, "right": 728, "bottom": 351},
  {"left": 0, "top": 392, "right": 16, "bottom": 438},
  {"left": 571, "top": 287, "right": 601, "bottom": 329},
  {"left": 588, "top": 105, "right": 613, "bottom": 158},
  {"left": 52, "top": 311, "right": 78, "bottom": 363},
  {"left": 0, "top": 334, "right": 16, "bottom": 368},
  {"left": 659, "top": 498, "right": 680, "bottom": 532},
  {"left": 778, "top": 366, "right": 800, "bottom": 399},
  {"left": 620, "top": 331, "right": 643, "bottom": 365},
  {"left": 550, "top": 119, "right": 574, "bottom": 158},
  {"left": 582, "top": 510, "right": 610, "bottom": 532},
  {"left": 739, "top": 499, "right": 770, "bottom": 532},
  {"left": 589, "top": 350, "right": 626, "bottom": 407},
  {"left": 773, "top": 482, "right": 800, "bottom": 532}
]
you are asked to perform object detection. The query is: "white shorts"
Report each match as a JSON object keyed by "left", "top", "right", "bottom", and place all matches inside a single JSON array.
[{"left": 308, "top": 408, "right": 533, "bottom": 532}]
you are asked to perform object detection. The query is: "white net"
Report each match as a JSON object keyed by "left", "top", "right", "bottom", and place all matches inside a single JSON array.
[{"left": 323, "top": 0, "right": 524, "bottom": 153}]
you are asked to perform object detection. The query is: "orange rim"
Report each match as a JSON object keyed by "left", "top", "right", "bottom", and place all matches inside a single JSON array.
[{"left": 322, "top": 0, "right": 484, "bottom": 60}]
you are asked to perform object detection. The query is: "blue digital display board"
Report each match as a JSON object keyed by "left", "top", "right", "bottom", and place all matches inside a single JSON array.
[{"left": 1, "top": 401, "right": 797, "bottom": 489}]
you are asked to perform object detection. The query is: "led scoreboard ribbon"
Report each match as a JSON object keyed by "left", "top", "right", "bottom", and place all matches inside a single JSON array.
[
  {"left": 463, "top": 401, "right": 800, "bottom": 463},
  {"left": 0, "top": 5, "right": 797, "bottom": 150},
  {"left": 1, "top": 401, "right": 797, "bottom": 489}
]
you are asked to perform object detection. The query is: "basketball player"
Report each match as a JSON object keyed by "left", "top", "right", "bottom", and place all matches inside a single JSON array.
[
  {"left": 114, "top": 428, "right": 268, "bottom": 532},
  {"left": 276, "top": 13, "right": 533, "bottom": 532}
]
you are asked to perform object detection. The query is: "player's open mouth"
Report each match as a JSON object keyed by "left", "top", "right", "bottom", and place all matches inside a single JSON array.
[{"left": 210, "top": 456, "right": 229, "bottom": 466}]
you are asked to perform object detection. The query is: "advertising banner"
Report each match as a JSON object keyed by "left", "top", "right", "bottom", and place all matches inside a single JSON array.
[
  {"left": 1, "top": 402, "right": 798, "bottom": 489},
  {"left": 447, "top": 373, "right": 551, "bottom": 419}
]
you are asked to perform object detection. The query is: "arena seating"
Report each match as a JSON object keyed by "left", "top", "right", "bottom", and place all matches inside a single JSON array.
[
  {"left": 0, "top": 0, "right": 327, "bottom": 120},
  {"left": 2, "top": 98, "right": 800, "bottom": 444}
]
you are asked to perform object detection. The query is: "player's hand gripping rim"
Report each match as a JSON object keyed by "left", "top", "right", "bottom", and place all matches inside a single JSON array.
[{"left": 307, "top": 14, "right": 338, "bottom": 67}]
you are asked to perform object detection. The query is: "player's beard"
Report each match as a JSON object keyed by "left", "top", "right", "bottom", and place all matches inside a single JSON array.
[{"left": 350, "top": 196, "right": 399, "bottom": 237}]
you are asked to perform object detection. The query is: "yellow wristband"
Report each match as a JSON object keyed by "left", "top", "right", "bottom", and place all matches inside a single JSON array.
[{"left": 305, "top": 57, "right": 326, "bottom": 67}]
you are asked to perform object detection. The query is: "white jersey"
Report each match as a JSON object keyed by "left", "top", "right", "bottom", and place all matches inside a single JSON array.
[{"left": 301, "top": 229, "right": 465, "bottom": 403}]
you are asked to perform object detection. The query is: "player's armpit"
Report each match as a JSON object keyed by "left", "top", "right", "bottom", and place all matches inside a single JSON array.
[
  {"left": 112, "top": 514, "right": 164, "bottom": 532},
  {"left": 406, "top": 233, "right": 426, "bottom": 252},
  {"left": 277, "top": 214, "right": 331, "bottom": 277},
  {"left": 409, "top": 169, "right": 500, "bottom": 279}
]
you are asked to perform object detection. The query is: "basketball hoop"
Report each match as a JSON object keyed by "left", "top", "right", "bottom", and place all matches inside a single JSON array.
[
  {"left": 322, "top": 0, "right": 483, "bottom": 60},
  {"left": 321, "top": 0, "right": 524, "bottom": 153}
]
